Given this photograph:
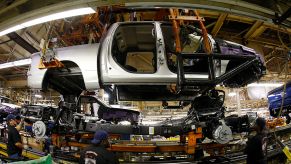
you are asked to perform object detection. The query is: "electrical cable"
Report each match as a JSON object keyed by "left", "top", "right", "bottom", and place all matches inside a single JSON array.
[
  {"left": 275, "top": 24, "right": 290, "bottom": 119},
  {"left": 272, "top": 24, "right": 291, "bottom": 160},
  {"left": 277, "top": 62, "right": 289, "bottom": 118},
  {"left": 269, "top": 23, "right": 290, "bottom": 119},
  {"left": 277, "top": 30, "right": 290, "bottom": 51}
]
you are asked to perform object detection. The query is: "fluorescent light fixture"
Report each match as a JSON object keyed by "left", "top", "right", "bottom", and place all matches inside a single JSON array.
[
  {"left": 0, "top": 7, "right": 95, "bottom": 37},
  {"left": 247, "top": 83, "right": 283, "bottom": 87},
  {"left": 141, "top": 121, "right": 161, "bottom": 125},
  {"left": 35, "top": 94, "right": 42, "bottom": 98},
  {"left": 0, "top": 25, "right": 23, "bottom": 36},
  {"left": 119, "top": 121, "right": 131, "bottom": 125},
  {"left": 22, "top": 7, "right": 95, "bottom": 27},
  {"left": 0, "top": 58, "right": 31, "bottom": 69},
  {"left": 228, "top": 92, "right": 236, "bottom": 97},
  {"left": 103, "top": 93, "right": 109, "bottom": 98}
]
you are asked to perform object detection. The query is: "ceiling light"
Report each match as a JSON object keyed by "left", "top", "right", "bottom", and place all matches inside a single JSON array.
[
  {"left": 35, "top": 94, "right": 42, "bottom": 98},
  {"left": 228, "top": 92, "right": 236, "bottom": 97},
  {"left": 119, "top": 121, "right": 131, "bottom": 125},
  {"left": 0, "top": 25, "right": 23, "bottom": 36},
  {"left": 103, "top": 93, "right": 109, "bottom": 98},
  {"left": 0, "top": 58, "right": 31, "bottom": 69},
  {"left": 22, "top": 7, "right": 95, "bottom": 27},
  {"left": 247, "top": 83, "right": 283, "bottom": 87},
  {"left": 0, "top": 7, "right": 95, "bottom": 37}
]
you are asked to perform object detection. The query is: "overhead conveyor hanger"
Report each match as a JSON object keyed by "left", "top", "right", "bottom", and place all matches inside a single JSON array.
[
  {"left": 168, "top": 8, "right": 264, "bottom": 93},
  {"left": 38, "top": 22, "right": 64, "bottom": 69},
  {"left": 168, "top": 8, "right": 211, "bottom": 54},
  {"left": 168, "top": 9, "right": 213, "bottom": 93}
]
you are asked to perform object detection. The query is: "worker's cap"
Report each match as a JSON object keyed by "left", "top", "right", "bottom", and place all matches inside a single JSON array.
[
  {"left": 255, "top": 117, "right": 266, "bottom": 130},
  {"left": 91, "top": 130, "right": 109, "bottom": 144},
  {"left": 15, "top": 115, "right": 21, "bottom": 120},
  {"left": 6, "top": 114, "right": 16, "bottom": 122}
]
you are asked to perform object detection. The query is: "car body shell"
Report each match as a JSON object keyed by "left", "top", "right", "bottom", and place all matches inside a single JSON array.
[
  {"left": 267, "top": 81, "right": 291, "bottom": 116},
  {"left": 27, "top": 21, "right": 265, "bottom": 99},
  {"left": 0, "top": 96, "right": 20, "bottom": 123}
]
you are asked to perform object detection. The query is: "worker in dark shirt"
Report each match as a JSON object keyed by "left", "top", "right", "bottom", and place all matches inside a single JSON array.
[
  {"left": 6, "top": 114, "right": 24, "bottom": 159},
  {"left": 80, "top": 130, "right": 119, "bottom": 164},
  {"left": 15, "top": 115, "right": 21, "bottom": 124},
  {"left": 245, "top": 117, "right": 267, "bottom": 164}
]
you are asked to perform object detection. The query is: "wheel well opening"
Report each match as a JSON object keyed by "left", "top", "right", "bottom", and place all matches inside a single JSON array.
[{"left": 42, "top": 61, "right": 86, "bottom": 95}]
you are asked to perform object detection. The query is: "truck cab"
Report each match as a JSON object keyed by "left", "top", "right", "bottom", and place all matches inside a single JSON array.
[{"left": 28, "top": 21, "right": 265, "bottom": 101}]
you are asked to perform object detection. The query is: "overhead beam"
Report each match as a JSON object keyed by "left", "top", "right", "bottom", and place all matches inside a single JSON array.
[
  {"left": 199, "top": 9, "right": 291, "bottom": 35},
  {"left": 0, "top": 0, "right": 285, "bottom": 32},
  {"left": 211, "top": 13, "right": 228, "bottom": 37},
  {"left": 199, "top": 9, "right": 254, "bottom": 24},
  {"left": 243, "top": 20, "right": 265, "bottom": 40},
  {"left": 265, "top": 56, "right": 275, "bottom": 64},
  {"left": 249, "top": 25, "right": 267, "bottom": 39},
  {"left": 7, "top": 32, "right": 38, "bottom": 54},
  {"left": 273, "top": 7, "right": 291, "bottom": 25},
  {"left": 0, "top": 0, "right": 28, "bottom": 15},
  {"left": 25, "top": 31, "right": 40, "bottom": 45},
  {"left": 205, "top": 21, "right": 217, "bottom": 29},
  {"left": 217, "top": 31, "right": 286, "bottom": 48},
  {"left": 0, "top": 39, "right": 25, "bottom": 59},
  {"left": 264, "top": 23, "right": 291, "bottom": 34},
  {"left": 0, "top": 53, "right": 11, "bottom": 56},
  {"left": 264, "top": 47, "right": 276, "bottom": 59},
  {"left": 0, "top": 39, "right": 12, "bottom": 45}
]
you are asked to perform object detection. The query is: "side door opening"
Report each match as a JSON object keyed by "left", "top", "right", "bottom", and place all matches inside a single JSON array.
[{"left": 111, "top": 23, "right": 157, "bottom": 73}]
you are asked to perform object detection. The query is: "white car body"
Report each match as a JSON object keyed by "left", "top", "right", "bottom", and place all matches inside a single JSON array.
[
  {"left": 27, "top": 21, "right": 265, "bottom": 101},
  {"left": 28, "top": 44, "right": 99, "bottom": 90}
]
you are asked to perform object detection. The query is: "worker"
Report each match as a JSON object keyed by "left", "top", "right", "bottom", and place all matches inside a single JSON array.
[
  {"left": 244, "top": 117, "right": 267, "bottom": 164},
  {"left": 6, "top": 114, "right": 24, "bottom": 159},
  {"left": 15, "top": 115, "right": 21, "bottom": 124},
  {"left": 79, "top": 130, "right": 119, "bottom": 164}
]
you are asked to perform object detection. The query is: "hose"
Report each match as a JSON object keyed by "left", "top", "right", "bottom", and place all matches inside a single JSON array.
[
  {"left": 277, "top": 62, "right": 289, "bottom": 118},
  {"left": 276, "top": 25, "right": 290, "bottom": 118},
  {"left": 272, "top": 25, "right": 290, "bottom": 156}
]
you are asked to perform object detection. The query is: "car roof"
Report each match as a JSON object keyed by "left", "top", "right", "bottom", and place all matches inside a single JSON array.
[{"left": 268, "top": 81, "right": 291, "bottom": 95}]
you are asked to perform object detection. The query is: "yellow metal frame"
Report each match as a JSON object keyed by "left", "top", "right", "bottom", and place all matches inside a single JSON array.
[{"left": 0, "top": 142, "right": 42, "bottom": 159}]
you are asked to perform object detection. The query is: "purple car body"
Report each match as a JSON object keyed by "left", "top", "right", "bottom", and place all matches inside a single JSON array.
[
  {"left": 78, "top": 95, "right": 140, "bottom": 124},
  {"left": 0, "top": 97, "right": 20, "bottom": 123}
]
